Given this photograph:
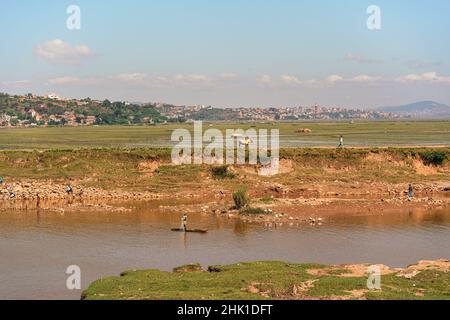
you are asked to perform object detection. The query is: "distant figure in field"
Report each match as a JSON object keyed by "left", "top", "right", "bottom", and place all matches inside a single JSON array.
[
  {"left": 408, "top": 184, "right": 414, "bottom": 201},
  {"left": 66, "top": 184, "right": 73, "bottom": 195},
  {"left": 338, "top": 135, "right": 344, "bottom": 148},
  {"left": 7, "top": 185, "right": 15, "bottom": 198},
  {"left": 180, "top": 214, "right": 188, "bottom": 231}
]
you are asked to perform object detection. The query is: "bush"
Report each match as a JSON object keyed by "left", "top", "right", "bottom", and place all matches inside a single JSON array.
[
  {"left": 233, "top": 188, "right": 249, "bottom": 209},
  {"left": 240, "top": 207, "right": 270, "bottom": 215},
  {"left": 420, "top": 151, "right": 448, "bottom": 166},
  {"left": 211, "top": 165, "right": 236, "bottom": 179},
  {"left": 260, "top": 196, "right": 273, "bottom": 204}
]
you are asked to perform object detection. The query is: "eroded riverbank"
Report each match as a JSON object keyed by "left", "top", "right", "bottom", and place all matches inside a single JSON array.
[{"left": 0, "top": 147, "right": 449, "bottom": 220}]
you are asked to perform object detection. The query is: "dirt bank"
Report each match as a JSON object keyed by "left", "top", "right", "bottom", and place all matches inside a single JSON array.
[{"left": 0, "top": 148, "right": 448, "bottom": 215}]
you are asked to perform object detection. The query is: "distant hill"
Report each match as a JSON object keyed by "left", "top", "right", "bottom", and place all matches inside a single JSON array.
[{"left": 378, "top": 101, "right": 450, "bottom": 118}]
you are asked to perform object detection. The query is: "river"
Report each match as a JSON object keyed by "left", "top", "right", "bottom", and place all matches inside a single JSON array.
[{"left": 0, "top": 203, "right": 449, "bottom": 299}]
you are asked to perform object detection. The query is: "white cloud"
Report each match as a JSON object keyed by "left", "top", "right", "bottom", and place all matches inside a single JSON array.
[
  {"left": 280, "top": 75, "right": 302, "bottom": 86},
  {"left": 220, "top": 73, "right": 237, "bottom": 80},
  {"left": 46, "top": 73, "right": 217, "bottom": 88},
  {"left": 406, "top": 60, "right": 442, "bottom": 70},
  {"left": 173, "top": 74, "right": 213, "bottom": 86},
  {"left": 396, "top": 71, "right": 450, "bottom": 84},
  {"left": 351, "top": 75, "right": 382, "bottom": 82},
  {"left": 326, "top": 74, "right": 344, "bottom": 84},
  {"left": 34, "top": 39, "right": 94, "bottom": 65},
  {"left": 344, "top": 53, "right": 383, "bottom": 65},
  {"left": 112, "top": 73, "right": 148, "bottom": 84},
  {"left": 1, "top": 80, "right": 31, "bottom": 88},
  {"left": 256, "top": 75, "right": 272, "bottom": 87},
  {"left": 47, "top": 76, "right": 98, "bottom": 86}
]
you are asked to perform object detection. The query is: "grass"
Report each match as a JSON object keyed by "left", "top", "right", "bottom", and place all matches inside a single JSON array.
[
  {"left": 233, "top": 188, "right": 249, "bottom": 209},
  {"left": 211, "top": 165, "right": 236, "bottom": 179},
  {"left": 260, "top": 196, "right": 274, "bottom": 204},
  {"left": 82, "top": 261, "right": 450, "bottom": 300},
  {"left": 240, "top": 207, "right": 270, "bottom": 215},
  {"left": 0, "top": 120, "right": 449, "bottom": 150}
]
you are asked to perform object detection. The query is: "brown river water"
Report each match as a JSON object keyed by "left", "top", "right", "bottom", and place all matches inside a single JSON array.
[{"left": 0, "top": 202, "right": 449, "bottom": 300}]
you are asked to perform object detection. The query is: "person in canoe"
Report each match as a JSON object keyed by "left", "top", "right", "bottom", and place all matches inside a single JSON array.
[{"left": 180, "top": 214, "right": 188, "bottom": 231}]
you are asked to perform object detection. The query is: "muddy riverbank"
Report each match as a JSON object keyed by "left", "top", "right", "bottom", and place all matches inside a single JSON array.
[{"left": 0, "top": 147, "right": 448, "bottom": 220}]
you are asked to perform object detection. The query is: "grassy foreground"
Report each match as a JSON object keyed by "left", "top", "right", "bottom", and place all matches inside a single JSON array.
[{"left": 82, "top": 261, "right": 450, "bottom": 300}]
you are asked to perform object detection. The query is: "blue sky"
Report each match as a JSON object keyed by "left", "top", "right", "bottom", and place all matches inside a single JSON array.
[{"left": 1, "top": 0, "right": 450, "bottom": 107}]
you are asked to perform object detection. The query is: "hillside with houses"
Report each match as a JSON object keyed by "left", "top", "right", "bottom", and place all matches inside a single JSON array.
[
  {"left": 0, "top": 93, "right": 168, "bottom": 127},
  {"left": 0, "top": 92, "right": 400, "bottom": 128}
]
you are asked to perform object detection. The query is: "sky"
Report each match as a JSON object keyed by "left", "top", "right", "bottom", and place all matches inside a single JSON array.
[{"left": 1, "top": 0, "right": 450, "bottom": 108}]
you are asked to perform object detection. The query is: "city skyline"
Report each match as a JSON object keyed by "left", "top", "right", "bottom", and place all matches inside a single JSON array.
[{"left": 1, "top": 0, "right": 450, "bottom": 108}]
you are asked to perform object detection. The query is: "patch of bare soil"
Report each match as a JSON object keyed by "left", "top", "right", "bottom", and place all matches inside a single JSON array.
[
  {"left": 412, "top": 159, "right": 439, "bottom": 176},
  {"left": 396, "top": 259, "right": 450, "bottom": 279},
  {"left": 307, "top": 264, "right": 393, "bottom": 278},
  {"left": 366, "top": 152, "right": 400, "bottom": 164},
  {"left": 138, "top": 160, "right": 161, "bottom": 174},
  {"left": 231, "top": 159, "right": 295, "bottom": 177}
]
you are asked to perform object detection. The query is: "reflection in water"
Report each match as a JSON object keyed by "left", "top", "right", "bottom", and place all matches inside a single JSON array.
[
  {"left": 0, "top": 205, "right": 448, "bottom": 300},
  {"left": 233, "top": 219, "right": 250, "bottom": 235}
]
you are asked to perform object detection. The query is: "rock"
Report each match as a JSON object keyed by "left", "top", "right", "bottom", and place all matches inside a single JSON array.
[{"left": 173, "top": 263, "right": 203, "bottom": 273}]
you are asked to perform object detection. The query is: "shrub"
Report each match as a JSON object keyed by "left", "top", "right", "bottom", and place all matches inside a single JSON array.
[
  {"left": 211, "top": 165, "right": 236, "bottom": 179},
  {"left": 233, "top": 188, "right": 249, "bottom": 209},
  {"left": 240, "top": 207, "right": 270, "bottom": 215},
  {"left": 420, "top": 151, "right": 448, "bottom": 166},
  {"left": 260, "top": 196, "right": 273, "bottom": 204}
]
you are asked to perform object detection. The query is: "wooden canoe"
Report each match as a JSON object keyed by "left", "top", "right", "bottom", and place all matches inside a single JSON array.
[{"left": 171, "top": 228, "right": 208, "bottom": 234}]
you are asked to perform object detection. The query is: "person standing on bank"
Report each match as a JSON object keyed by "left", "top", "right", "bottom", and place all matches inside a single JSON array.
[
  {"left": 408, "top": 184, "right": 414, "bottom": 201},
  {"left": 338, "top": 135, "right": 344, "bottom": 148}
]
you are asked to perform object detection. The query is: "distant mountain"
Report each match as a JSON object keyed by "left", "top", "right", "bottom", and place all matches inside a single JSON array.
[{"left": 378, "top": 101, "right": 450, "bottom": 118}]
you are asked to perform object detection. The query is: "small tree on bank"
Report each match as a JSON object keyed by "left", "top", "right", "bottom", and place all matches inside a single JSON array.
[{"left": 233, "top": 188, "right": 249, "bottom": 209}]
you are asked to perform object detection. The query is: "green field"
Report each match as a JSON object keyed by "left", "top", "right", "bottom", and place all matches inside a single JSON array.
[
  {"left": 82, "top": 261, "right": 450, "bottom": 300},
  {"left": 0, "top": 120, "right": 449, "bottom": 150}
]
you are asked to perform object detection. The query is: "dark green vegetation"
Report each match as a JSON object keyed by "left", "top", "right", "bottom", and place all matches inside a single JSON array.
[
  {"left": 211, "top": 165, "right": 236, "bottom": 179},
  {"left": 82, "top": 261, "right": 450, "bottom": 300},
  {"left": 240, "top": 207, "right": 270, "bottom": 215},
  {"left": 0, "top": 93, "right": 168, "bottom": 126},
  {"left": 0, "top": 120, "right": 449, "bottom": 149},
  {"left": 232, "top": 188, "right": 249, "bottom": 209},
  {"left": 420, "top": 151, "right": 448, "bottom": 166}
]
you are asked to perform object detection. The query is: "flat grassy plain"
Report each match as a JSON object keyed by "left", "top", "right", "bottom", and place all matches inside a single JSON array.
[{"left": 0, "top": 120, "right": 449, "bottom": 150}]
